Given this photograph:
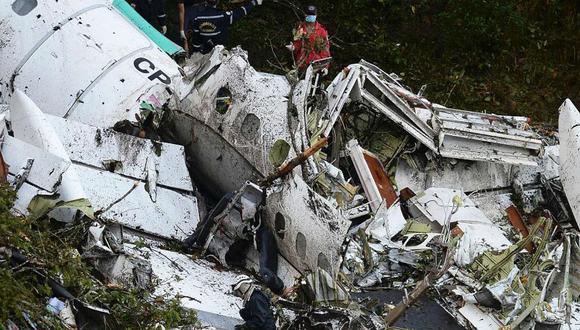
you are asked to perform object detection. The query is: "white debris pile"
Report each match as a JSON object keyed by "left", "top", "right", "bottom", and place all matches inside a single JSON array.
[
  {"left": 167, "top": 45, "right": 580, "bottom": 329},
  {"left": 1, "top": 1, "right": 578, "bottom": 325},
  {"left": 333, "top": 97, "right": 580, "bottom": 329}
]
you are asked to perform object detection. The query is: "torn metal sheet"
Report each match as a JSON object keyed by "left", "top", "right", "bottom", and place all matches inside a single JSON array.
[
  {"left": 458, "top": 303, "right": 503, "bottom": 329},
  {"left": 129, "top": 245, "right": 244, "bottom": 328},
  {"left": 3, "top": 135, "right": 70, "bottom": 192},
  {"left": 10, "top": 90, "right": 88, "bottom": 221},
  {"left": 558, "top": 99, "right": 580, "bottom": 228},
  {"left": 323, "top": 66, "right": 362, "bottom": 137},
  {"left": 323, "top": 62, "right": 540, "bottom": 166},
  {"left": 409, "top": 188, "right": 489, "bottom": 227},
  {"left": 191, "top": 181, "right": 302, "bottom": 289},
  {"left": 408, "top": 188, "right": 512, "bottom": 266},
  {"left": 11, "top": 158, "right": 33, "bottom": 191},
  {"left": 396, "top": 157, "right": 514, "bottom": 193},
  {"left": 75, "top": 165, "right": 198, "bottom": 240},
  {"left": 515, "top": 144, "right": 560, "bottom": 182},
  {"left": 357, "top": 76, "right": 437, "bottom": 151},
  {"left": 46, "top": 115, "right": 193, "bottom": 192},
  {"left": 438, "top": 135, "right": 540, "bottom": 166},
  {"left": 363, "top": 68, "right": 436, "bottom": 137},
  {"left": 435, "top": 104, "right": 542, "bottom": 165},
  {"left": 396, "top": 143, "right": 559, "bottom": 196}
]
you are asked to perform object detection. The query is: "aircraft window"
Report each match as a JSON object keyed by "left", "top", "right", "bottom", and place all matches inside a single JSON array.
[
  {"left": 12, "top": 0, "right": 37, "bottom": 16},
  {"left": 269, "top": 139, "right": 290, "bottom": 167},
  {"left": 317, "top": 253, "right": 331, "bottom": 274},
  {"left": 241, "top": 113, "right": 260, "bottom": 140},
  {"left": 296, "top": 232, "right": 306, "bottom": 259},
  {"left": 215, "top": 87, "right": 232, "bottom": 114},
  {"left": 275, "top": 212, "right": 286, "bottom": 239}
]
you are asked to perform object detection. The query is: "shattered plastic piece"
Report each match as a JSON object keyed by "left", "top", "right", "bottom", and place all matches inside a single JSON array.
[
  {"left": 366, "top": 202, "right": 406, "bottom": 243},
  {"left": 46, "top": 297, "right": 65, "bottom": 315},
  {"left": 454, "top": 222, "right": 512, "bottom": 267}
]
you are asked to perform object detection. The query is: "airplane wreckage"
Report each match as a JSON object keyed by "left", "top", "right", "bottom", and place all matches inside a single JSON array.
[{"left": 1, "top": 1, "right": 579, "bottom": 329}]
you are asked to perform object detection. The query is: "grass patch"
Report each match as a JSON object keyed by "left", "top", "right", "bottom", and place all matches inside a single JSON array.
[{"left": 0, "top": 184, "right": 200, "bottom": 328}]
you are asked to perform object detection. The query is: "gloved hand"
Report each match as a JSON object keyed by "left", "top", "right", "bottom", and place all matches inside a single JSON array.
[
  {"left": 161, "top": 25, "right": 167, "bottom": 35},
  {"left": 180, "top": 30, "right": 187, "bottom": 40},
  {"left": 285, "top": 43, "right": 294, "bottom": 52},
  {"left": 321, "top": 68, "right": 328, "bottom": 76}
]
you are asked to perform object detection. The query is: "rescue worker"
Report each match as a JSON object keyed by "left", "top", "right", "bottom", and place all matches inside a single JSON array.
[
  {"left": 286, "top": 5, "right": 331, "bottom": 72},
  {"left": 190, "top": 0, "right": 263, "bottom": 54},
  {"left": 177, "top": 0, "right": 205, "bottom": 54},
  {"left": 232, "top": 275, "right": 276, "bottom": 330},
  {"left": 130, "top": 0, "right": 168, "bottom": 35}
]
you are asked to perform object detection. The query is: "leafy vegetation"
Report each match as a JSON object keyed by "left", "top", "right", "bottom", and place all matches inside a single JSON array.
[
  {"left": 167, "top": 0, "right": 579, "bottom": 124},
  {"left": 0, "top": 184, "right": 199, "bottom": 328}
]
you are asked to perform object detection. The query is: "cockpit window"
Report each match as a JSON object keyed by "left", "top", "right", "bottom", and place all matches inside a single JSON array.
[{"left": 12, "top": 0, "right": 37, "bottom": 16}]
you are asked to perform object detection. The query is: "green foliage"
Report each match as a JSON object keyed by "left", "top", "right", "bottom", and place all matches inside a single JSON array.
[
  {"left": 216, "top": 0, "right": 580, "bottom": 124},
  {"left": 85, "top": 287, "right": 200, "bottom": 329},
  {"left": 0, "top": 184, "right": 199, "bottom": 328}
]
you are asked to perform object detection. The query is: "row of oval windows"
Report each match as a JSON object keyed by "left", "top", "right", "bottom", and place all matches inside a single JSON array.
[
  {"left": 275, "top": 212, "right": 331, "bottom": 274},
  {"left": 216, "top": 89, "right": 332, "bottom": 273}
]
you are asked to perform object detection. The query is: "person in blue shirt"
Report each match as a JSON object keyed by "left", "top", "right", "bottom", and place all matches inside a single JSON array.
[
  {"left": 178, "top": 0, "right": 205, "bottom": 54},
  {"left": 190, "top": 0, "right": 263, "bottom": 54}
]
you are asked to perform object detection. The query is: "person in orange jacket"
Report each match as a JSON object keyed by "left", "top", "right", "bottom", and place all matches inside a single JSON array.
[{"left": 286, "top": 5, "right": 331, "bottom": 72}]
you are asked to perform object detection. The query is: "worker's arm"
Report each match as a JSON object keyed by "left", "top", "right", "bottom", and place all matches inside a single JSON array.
[
  {"left": 178, "top": 2, "right": 185, "bottom": 33},
  {"left": 190, "top": 18, "right": 202, "bottom": 53},
  {"left": 177, "top": 2, "right": 188, "bottom": 52},
  {"left": 227, "top": 0, "right": 261, "bottom": 25},
  {"left": 155, "top": 0, "right": 167, "bottom": 34}
]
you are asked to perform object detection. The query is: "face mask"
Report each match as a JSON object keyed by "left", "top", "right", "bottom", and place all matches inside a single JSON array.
[{"left": 305, "top": 15, "right": 316, "bottom": 23}]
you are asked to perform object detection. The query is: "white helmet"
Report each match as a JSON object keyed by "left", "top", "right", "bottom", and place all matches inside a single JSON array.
[{"left": 231, "top": 274, "right": 255, "bottom": 301}]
